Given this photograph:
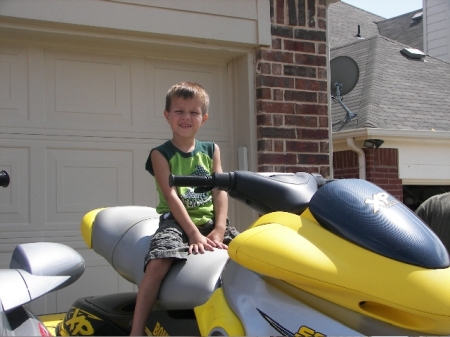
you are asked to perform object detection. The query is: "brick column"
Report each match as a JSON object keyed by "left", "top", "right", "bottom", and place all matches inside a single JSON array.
[
  {"left": 333, "top": 148, "right": 403, "bottom": 201},
  {"left": 255, "top": 0, "right": 329, "bottom": 177},
  {"left": 365, "top": 148, "right": 403, "bottom": 201}
]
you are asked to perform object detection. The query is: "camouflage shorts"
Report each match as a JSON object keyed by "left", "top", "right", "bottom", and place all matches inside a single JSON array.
[{"left": 143, "top": 214, "right": 239, "bottom": 269}]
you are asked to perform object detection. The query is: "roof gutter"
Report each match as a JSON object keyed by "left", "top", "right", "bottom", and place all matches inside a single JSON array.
[
  {"left": 346, "top": 137, "right": 366, "bottom": 180},
  {"left": 333, "top": 128, "right": 450, "bottom": 142}
]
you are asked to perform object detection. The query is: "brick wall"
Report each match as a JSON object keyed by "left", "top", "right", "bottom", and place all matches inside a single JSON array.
[
  {"left": 333, "top": 150, "right": 359, "bottom": 179},
  {"left": 255, "top": 0, "right": 330, "bottom": 177},
  {"left": 365, "top": 148, "right": 403, "bottom": 201},
  {"left": 333, "top": 148, "right": 403, "bottom": 201}
]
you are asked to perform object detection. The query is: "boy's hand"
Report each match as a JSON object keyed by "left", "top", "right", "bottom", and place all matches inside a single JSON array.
[
  {"left": 206, "top": 228, "right": 228, "bottom": 250},
  {"left": 188, "top": 231, "right": 215, "bottom": 255}
]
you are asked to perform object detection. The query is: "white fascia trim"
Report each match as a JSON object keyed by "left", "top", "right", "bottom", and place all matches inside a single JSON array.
[{"left": 333, "top": 128, "right": 450, "bottom": 143}]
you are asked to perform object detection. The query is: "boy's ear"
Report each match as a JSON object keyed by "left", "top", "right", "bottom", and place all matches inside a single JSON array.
[
  {"left": 164, "top": 110, "right": 170, "bottom": 121},
  {"left": 202, "top": 114, "right": 209, "bottom": 123}
]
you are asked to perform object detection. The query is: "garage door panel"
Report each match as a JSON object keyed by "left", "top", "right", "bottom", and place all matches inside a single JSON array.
[
  {"left": 146, "top": 59, "right": 230, "bottom": 139},
  {"left": 45, "top": 49, "right": 132, "bottom": 125},
  {"left": 133, "top": 147, "right": 158, "bottom": 208},
  {"left": 46, "top": 148, "right": 133, "bottom": 222},
  {"left": 54, "top": 249, "right": 134, "bottom": 314},
  {"left": 0, "top": 44, "right": 28, "bottom": 120},
  {"left": 0, "top": 147, "right": 29, "bottom": 226},
  {"left": 1, "top": 44, "right": 231, "bottom": 141},
  {"left": 0, "top": 38, "right": 233, "bottom": 316}
]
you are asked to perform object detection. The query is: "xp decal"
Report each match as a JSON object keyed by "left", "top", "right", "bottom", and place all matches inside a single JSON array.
[
  {"left": 257, "top": 309, "right": 325, "bottom": 337},
  {"left": 364, "top": 192, "right": 399, "bottom": 214},
  {"left": 63, "top": 307, "right": 103, "bottom": 335}
]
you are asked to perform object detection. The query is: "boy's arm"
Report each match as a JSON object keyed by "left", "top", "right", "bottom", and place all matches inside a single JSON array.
[
  {"left": 207, "top": 144, "right": 229, "bottom": 248},
  {"left": 151, "top": 150, "right": 217, "bottom": 254}
]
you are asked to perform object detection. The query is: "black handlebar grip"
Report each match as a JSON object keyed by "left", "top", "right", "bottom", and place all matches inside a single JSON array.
[
  {"left": 0, "top": 171, "right": 10, "bottom": 188},
  {"left": 169, "top": 174, "right": 213, "bottom": 187}
]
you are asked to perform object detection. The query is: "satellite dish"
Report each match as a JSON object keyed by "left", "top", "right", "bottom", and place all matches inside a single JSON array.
[
  {"left": 330, "top": 56, "right": 360, "bottom": 128},
  {"left": 330, "top": 56, "right": 359, "bottom": 96}
]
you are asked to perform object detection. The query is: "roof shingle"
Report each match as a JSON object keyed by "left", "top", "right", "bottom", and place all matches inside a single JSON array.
[
  {"left": 377, "top": 10, "right": 423, "bottom": 51},
  {"left": 328, "top": 1, "right": 383, "bottom": 48},
  {"left": 329, "top": 1, "right": 450, "bottom": 132}
]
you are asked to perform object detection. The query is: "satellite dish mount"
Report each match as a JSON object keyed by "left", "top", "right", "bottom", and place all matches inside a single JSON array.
[
  {"left": 333, "top": 82, "right": 357, "bottom": 122},
  {"left": 330, "top": 56, "right": 359, "bottom": 129}
]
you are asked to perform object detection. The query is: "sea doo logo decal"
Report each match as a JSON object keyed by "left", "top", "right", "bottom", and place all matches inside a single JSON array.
[
  {"left": 364, "top": 192, "right": 399, "bottom": 214},
  {"left": 257, "top": 309, "right": 325, "bottom": 337},
  {"left": 64, "top": 307, "right": 102, "bottom": 335}
]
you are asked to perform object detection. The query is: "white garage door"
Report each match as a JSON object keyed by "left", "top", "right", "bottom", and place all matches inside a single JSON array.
[{"left": 0, "top": 41, "right": 232, "bottom": 314}]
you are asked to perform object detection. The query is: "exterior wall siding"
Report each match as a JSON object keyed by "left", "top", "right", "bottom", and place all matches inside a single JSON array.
[
  {"left": 424, "top": 0, "right": 450, "bottom": 63},
  {"left": 255, "top": 0, "right": 330, "bottom": 177}
]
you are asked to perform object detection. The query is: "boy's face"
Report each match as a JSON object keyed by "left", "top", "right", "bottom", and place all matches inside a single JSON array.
[{"left": 164, "top": 96, "right": 208, "bottom": 139}]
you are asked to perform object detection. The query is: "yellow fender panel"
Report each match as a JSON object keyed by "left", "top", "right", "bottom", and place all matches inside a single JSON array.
[
  {"left": 195, "top": 288, "right": 245, "bottom": 336},
  {"left": 80, "top": 208, "right": 105, "bottom": 249},
  {"left": 228, "top": 210, "right": 450, "bottom": 335}
]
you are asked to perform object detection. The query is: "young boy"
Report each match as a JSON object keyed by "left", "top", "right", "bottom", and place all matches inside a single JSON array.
[{"left": 130, "top": 82, "right": 238, "bottom": 336}]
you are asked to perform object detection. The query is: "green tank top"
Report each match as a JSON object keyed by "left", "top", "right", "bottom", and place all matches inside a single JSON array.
[{"left": 145, "top": 140, "right": 215, "bottom": 225}]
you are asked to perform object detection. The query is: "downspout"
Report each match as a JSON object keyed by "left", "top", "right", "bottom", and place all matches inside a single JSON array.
[
  {"left": 346, "top": 137, "right": 366, "bottom": 180},
  {"left": 326, "top": 1, "right": 334, "bottom": 178}
]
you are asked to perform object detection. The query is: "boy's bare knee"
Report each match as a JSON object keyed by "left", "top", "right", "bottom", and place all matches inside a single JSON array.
[{"left": 145, "top": 258, "right": 173, "bottom": 280}]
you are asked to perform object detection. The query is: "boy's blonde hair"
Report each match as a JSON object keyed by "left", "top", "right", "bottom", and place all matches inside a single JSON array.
[{"left": 165, "top": 82, "right": 210, "bottom": 115}]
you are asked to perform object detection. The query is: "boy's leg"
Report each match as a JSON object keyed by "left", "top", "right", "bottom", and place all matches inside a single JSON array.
[{"left": 130, "top": 258, "right": 173, "bottom": 336}]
